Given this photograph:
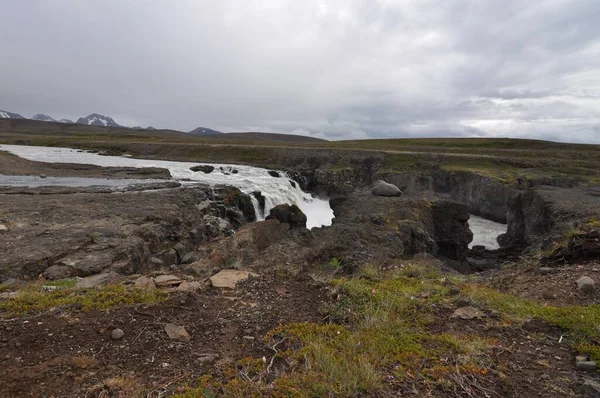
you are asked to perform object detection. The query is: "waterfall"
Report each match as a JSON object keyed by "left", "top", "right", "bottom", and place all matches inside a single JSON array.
[{"left": 0, "top": 144, "right": 334, "bottom": 229}]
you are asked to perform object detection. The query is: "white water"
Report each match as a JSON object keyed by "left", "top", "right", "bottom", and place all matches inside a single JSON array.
[
  {"left": 468, "top": 215, "right": 507, "bottom": 250},
  {"left": 0, "top": 145, "right": 334, "bottom": 229}
]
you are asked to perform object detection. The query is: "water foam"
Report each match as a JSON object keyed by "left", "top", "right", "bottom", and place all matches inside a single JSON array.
[{"left": 0, "top": 144, "right": 334, "bottom": 229}]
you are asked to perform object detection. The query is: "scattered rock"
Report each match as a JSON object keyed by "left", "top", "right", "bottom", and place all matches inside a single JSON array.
[
  {"left": 149, "top": 257, "right": 164, "bottom": 267},
  {"left": 452, "top": 306, "right": 485, "bottom": 320},
  {"left": 75, "top": 271, "right": 120, "bottom": 289},
  {"left": 268, "top": 170, "right": 281, "bottom": 178},
  {"left": 537, "top": 267, "right": 554, "bottom": 275},
  {"left": 154, "top": 274, "right": 183, "bottom": 287},
  {"left": 242, "top": 336, "right": 255, "bottom": 341},
  {"left": 111, "top": 328, "right": 124, "bottom": 340},
  {"left": 577, "top": 276, "right": 596, "bottom": 295},
  {"left": 41, "top": 285, "right": 58, "bottom": 292},
  {"left": 181, "top": 252, "right": 196, "bottom": 264},
  {"left": 582, "top": 378, "right": 600, "bottom": 397},
  {"left": 177, "top": 281, "right": 202, "bottom": 292},
  {"left": 577, "top": 355, "right": 590, "bottom": 363},
  {"left": 190, "top": 165, "right": 215, "bottom": 173},
  {"left": 577, "top": 361, "right": 598, "bottom": 372},
  {"left": 42, "top": 265, "right": 74, "bottom": 280},
  {"left": 197, "top": 353, "right": 219, "bottom": 363},
  {"left": 164, "top": 323, "right": 191, "bottom": 343},
  {"left": 209, "top": 269, "right": 259, "bottom": 289},
  {"left": 133, "top": 276, "right": 156, "bottom": 293},
  {"left": 0, "top": 278, "right": 24, "bottom": 288},
  {"left": 372, "top": 180, "right": 402, "bottom": 197},
  {"left": 0, "top": 224, "right": 7, "bottom": 231}
]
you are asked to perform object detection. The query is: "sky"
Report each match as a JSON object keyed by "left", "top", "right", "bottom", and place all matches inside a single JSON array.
[{"left": 1, "top": 0, "right": 600, "bottom": 143}]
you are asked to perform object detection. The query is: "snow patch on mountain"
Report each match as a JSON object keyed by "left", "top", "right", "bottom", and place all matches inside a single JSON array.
[
  {"left": 76, "top": 113, "right": 120, "bottom": 127},
  {"left": 31, "top": 114, "right": 57, "bottom": 122}
]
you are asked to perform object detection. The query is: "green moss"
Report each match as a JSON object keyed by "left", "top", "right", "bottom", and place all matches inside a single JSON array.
[
  {"left": 0, "top": 284, "right": 165, "bottom": 316},
  {"left": 178, "top": 265, "right": 492, "bottom": 397},
  {"left": 464, "top": 284, "right": 600, "bottom": 351}
]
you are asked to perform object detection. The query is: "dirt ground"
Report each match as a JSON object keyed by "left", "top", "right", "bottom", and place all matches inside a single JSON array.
[{"left": 0, "top": 273, "right": 328, "bottom": 397}]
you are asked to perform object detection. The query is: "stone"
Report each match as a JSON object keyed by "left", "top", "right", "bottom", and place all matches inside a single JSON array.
[
  {"left": 268, "top": 170, "right": 281, "bottom": 178},
  {"left": 537, "top": 267, "right": 554, "bottom": 275},
  {"left": 372, "top": 180, "right": 402, "bottom": 197},
  {"left": 41, "top": 285, "right": 58, "bottom": 292},
  {"left": 177, "top": 281, "right": 202, "bottom": 292},
  {"left": 181, "top": 252, "right": 196, "bottom": 264},
  {"left": 133, "top": 276, "right": 156, "bottom": 293},
  {"left": 0, "top": 278, "right": 24, "bottom": 288},
  {"left": 149, "top": 257, "right": 164, "bottom": 267},
  {"left": 209, "top": 269, "right": 259, "bottom": 289},
  {"left": 161, "top": 249, "right": 178, "bottom": 266},
  {"left": 111, "top": 328, "right": 124, "bottom": 340},
  {"left": 265, "top": 204, "right": 307, "bottom": 229},
  {"left": 54, "top": 252, "right": 115, "bottom": 277},
  {"left": 452, "top": 306, "right": 485, "bottom": 320},
  {"left": 0, "top": 224, "right": 7, "bottom": 231},
  {"left": 173, "top": 243, "right": 187, "bottom": 258},
  {"left": 576, "top": 361, "right": 598, "bottom": 372},
  {"left": 164, "top": 323, "right": 190, "bottom": 343},
  {"left": 154, "top": 274, "right": 183, "bottom": 287},
  {"left": 577, "top": 276, "right": 596, "bottom": 294},
  {"left": 190, "top": 165, "right": 215, "bottom": 174},
  {"left": 75, "top": 272, "right": 120, "bottom": 289},
  {"left": 582, "top": 378, "right": 600, "bottom": 397},
  {"left": 43, "top": 265, "right": 74, "bottom": 280},
  {"left": 197, "top": 353, "right": 219, "bottom": 363},
  {"left": 577, "top": 355, "right": 590, "bottom": 363}
]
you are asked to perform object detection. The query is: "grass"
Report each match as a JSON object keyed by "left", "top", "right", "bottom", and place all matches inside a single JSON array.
[
  {"left": 177, "top": 264, "right": 495, "bottom": 397},
  {"left": 175, "top": 261, "right": 600, "bottom": 396},
  {"left": 0, "top": 282, "right": 165, "bottom": 316},
  {"left": 464, "top": 284, "right": 600, "bottom": 358}
]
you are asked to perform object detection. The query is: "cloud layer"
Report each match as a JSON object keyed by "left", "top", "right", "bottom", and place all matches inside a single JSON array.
[{"left": 1, "top": 0, "right": 600, "bottom": 142}]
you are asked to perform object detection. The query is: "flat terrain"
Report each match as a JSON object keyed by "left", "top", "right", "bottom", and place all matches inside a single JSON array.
[
  {"left": 1, "top": 122, "right": 600, "bottom": 397},
  {"left": 2, "top": 118, "right": 600, "bottom": 185}
]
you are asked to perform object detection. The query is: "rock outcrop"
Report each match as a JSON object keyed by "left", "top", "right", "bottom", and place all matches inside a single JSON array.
[
  {"left": 431, "top": 201, "right": 473, "bottom": 261},
  {"left": 266, "top": 204, "right": 307, "bottom": 229},
  {"left": 190, "top": 165, "right": 214, "bottom": 173}
]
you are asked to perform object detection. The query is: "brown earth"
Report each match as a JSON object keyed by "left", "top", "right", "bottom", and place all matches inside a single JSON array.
[{"left": 0, "top": 273, "right": 328, "bottom": 397}]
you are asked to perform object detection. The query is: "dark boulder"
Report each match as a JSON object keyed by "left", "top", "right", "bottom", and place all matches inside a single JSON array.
[
  {"left": 190, "top": 165, "right": 215, "bottom": 174},
  {"left": 268, "top": 170, "right": 281, "bottom": 178},
  {"left": 266, "top": 204, "right": 307, "bottom": 229},
  {"left": 213, "top": 187, "right": 256, "bottom": 223}
]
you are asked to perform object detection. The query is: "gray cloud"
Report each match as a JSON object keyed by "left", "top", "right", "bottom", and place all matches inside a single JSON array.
[{"left": 1, "top": 0, "right": 600, "bottom": 143}]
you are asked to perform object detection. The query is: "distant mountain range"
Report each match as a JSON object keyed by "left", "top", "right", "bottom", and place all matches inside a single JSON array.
[
  {"left": 0, "top": 109, "right": 326, "bottom": 142},
  {"left": 0, "top": 109, "right": 197, "bottom": 133}
]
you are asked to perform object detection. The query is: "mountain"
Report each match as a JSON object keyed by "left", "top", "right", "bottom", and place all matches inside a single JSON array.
[
  {"left": 189, "top": 127, "right": 224, "bottom": 136},
  {"left": 76, "top": 113, "right": 120, "bottom": 127},
  {"left": 0, "top": 109, "right": 25, "bottom": 119},
  {"left": 31, "top": 114, "right": 57, "bottom": 122},
  {"left": 146, "top": 126, "right": 157, "bottom": 130},
  {"left": 59, "top": 119, "right": 74, "bottom": 123}
]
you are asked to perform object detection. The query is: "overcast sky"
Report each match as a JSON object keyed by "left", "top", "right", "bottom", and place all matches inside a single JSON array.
[{"left": 1, "top": 1, "right": 600, "bottom": 142}]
